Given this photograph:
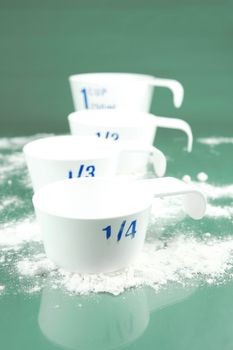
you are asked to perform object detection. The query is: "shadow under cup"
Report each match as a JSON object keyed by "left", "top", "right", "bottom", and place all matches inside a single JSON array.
[{"left": 33, "top": 178, "right": 153, "bottom": 273}]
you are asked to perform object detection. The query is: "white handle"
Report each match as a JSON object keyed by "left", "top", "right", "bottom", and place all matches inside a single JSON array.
[
  {"left": 143, "top": 177, "right": 206, "bottom": 219},
  {"left": 153, "top": 115, "right": 193, "bottom": 152},
  {"left": 119, "top": 144, "right": 167, "bottom": 177},
  {"left": 152, "top": 78, "right": 184, "bottom": 108}
]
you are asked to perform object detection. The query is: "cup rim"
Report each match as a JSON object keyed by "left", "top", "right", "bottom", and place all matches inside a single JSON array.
[
  {"left": 68, "top": 110, "right": 156, "bottom": 128},
  {"left": 33, "top": 178, "right": 153, "bottom": 220},
  {"left": 69, "top": 72, "right": 155, "bottom": 84},
  {"left": 23, "top": 135, "right": 117, "bottom": 161}
]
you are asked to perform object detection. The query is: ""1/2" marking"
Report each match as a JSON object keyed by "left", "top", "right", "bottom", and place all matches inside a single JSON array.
[{"left": 96, "top": 131, "right": 119, "bottom": 141}]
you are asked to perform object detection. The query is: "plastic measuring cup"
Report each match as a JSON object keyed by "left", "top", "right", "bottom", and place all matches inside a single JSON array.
[
  {"left": 23, "top": 135, "right": 166, "bottom": 191},
  {"left": 68, "top": 110, "right": 193, "bottom": 152},
  {"left": 69, "top": 73, "right": 184, "bottom": 112},
  {"left": 32, "top": 177, "right": 206, "bottom": 273}
]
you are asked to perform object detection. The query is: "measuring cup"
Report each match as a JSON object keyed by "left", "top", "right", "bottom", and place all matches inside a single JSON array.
[
  {"left": 32, "top": 177, "right": 206, "bottom": 273},
  {"left": 23, "top": 135, "right": 166, "bottom": 191},
  {"left": 68, "top": 110, "right": 193, "bottom": 152},
  {"left": 69, "top": 73, "right": 184, "bottom": 112}
]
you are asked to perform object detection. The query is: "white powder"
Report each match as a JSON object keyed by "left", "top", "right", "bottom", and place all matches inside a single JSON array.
[
  {"left": 197, "top": 172, "right": 208, "bottom": 182},
  {"left": 206, "top": 204, "right": 233, "bottom": 219},
  {"left": 17, "top": 256, "right": 55, "bottom": 277},
  {"left": 0, "top": 219, "right": 41, "bottom": 247},
  {"left": 182, "top": 175, "right": 191, "bottom": 183},
  {"left": 0, "top": 134, "right": 53, "bottom": 150},
  {"left": 13, "top": 234, "right": 233, "bottom": 296},
  {"left": 198, "top": 137, "right": 233, "bottom": 146},
  {"left": 193, "top": 182, "right": 233, "bottom": 199},
  {"left": 1, "top": 135, "right": 233, "bottom": 296}
]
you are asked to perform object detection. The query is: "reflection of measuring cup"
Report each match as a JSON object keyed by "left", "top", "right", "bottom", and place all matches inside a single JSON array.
[
  {"left": 33, "top": 177, "right": 206, "bottom": 273},
  {"left": 69, "top": 73, "right": 184, "bottom": 112},
  {"left": 68, "top": 110, "right": 193, "bottom": 152},
  {"left": 38, "top": 283, "right": 196, "bottom": 350},
  {"left": 23, "top": 135, "right": 166, "bottom": 191},
  {"left": 39, "top": 287, "right": 149, "bottom": 350}
]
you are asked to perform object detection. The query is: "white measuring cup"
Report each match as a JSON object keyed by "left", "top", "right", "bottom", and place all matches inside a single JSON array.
[
  {"left": 33, "top": 177, "right": 206, "bottom": 273},
  {"left": 23, "top": 135, "right": 166, "bottom": 191},
  {"left": 69, "top": 73, "right": 184, "bottom": 112},
  {"left": 68, "top": 110, "right": 193, "bottom": 152},
  {"left": 39, "top": 287, "right": 149, "bottom": 350}
]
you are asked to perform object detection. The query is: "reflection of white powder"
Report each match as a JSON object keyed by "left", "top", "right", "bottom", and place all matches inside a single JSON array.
[
  {"left": 0, "top": 286, "right": 5, "bottom": 293},
  {"left": 198, "top": 137, "right": 233, "bottom": 146}
]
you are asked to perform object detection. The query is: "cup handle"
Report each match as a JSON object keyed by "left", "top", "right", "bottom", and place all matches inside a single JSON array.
[
  {"left": 152, "top": 78, "right": 184, "bottom": 108},
  {"left": 119, "top": 144, "right": 167, "bottom": 177},
  {"left": 153, "top": 115, "right": 193, "bottom": 152},
  {"left": 146, "top": 177, "right": 206, "bottom": 219}
]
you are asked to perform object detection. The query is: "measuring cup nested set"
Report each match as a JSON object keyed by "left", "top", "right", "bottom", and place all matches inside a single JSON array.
[
  {"left": 69, "top": 73, "right": 184, "bottom": 111},
  {"left": 33, "top": 177, "right": 206, "bottom": 273},
  {"left": 24, "top": 72, "right": 206, "bottom": 274},
  {"left": 23, "top": 135, "right": 166, "bottom": 191}
]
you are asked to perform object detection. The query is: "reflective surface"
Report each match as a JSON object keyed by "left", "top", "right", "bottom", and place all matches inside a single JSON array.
[{"left": 1, "top": 127, "right": 233, "bottom": 349}]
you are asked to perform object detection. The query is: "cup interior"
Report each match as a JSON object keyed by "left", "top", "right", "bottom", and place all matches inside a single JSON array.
[
  {"left": 23, "top": 135, "right": 116, "bottom": 160},
  {"left": 33, "top": 178, "right": 152, "bottom": 219}
]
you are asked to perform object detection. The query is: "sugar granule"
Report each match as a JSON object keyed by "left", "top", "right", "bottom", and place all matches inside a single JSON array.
[{"left": 1, "top": 135, "right": 233, "bottom": 296}]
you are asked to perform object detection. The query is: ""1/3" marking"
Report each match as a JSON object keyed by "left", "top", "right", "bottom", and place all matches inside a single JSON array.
[
  {"left": 68, "top": 164, "right": 95, "bottom": 178},
  {"left": 102, "top": 220, "right": 137, "bottom": 242}
]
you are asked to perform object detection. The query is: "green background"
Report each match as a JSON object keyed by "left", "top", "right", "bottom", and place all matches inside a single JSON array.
[
  {"left": 0, "top": 0, "right": 233, "bottom": 135},
  {"left": 1, "top": 1, "right": 233, "bottom": 350}
]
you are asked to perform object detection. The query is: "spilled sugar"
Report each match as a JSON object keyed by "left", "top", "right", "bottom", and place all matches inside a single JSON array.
[
  {"left": 1, "top": 135, "right": 233, "bottom": 296},
  {"left": 198, "top": 137, "right": 233, "bottom": 146},
  {"left": 11, "top": 233, "right": 233, "bottom": 296}
]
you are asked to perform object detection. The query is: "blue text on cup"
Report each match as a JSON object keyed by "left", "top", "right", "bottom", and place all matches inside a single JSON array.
[
  {"left": 68, "top": 164, "right": 95, "bottom": 178},
  {"left": 96, "top": 131, "right": 119, "bottom": 141},
  {"left": 102, "top": 220, "right": 137, "bottom": 242},
  {"left": 81, "top": 88, "right": 116, "bottom": 109}
]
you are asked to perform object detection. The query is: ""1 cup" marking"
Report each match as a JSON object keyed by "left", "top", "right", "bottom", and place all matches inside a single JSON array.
[
  {"left": 102, "top": 220, "right": 137, "bottom": 242},
  {"left": 96, "top": 131, "right": 119, "bottom": 141},
  {"left": 68, "top": 164, "right": 95, "bottom": 178},
  {"left": 80, "top": 87, "right": 115, "bottom": 109},
  {"left": 81, "top": 88, "right": 89, "bottom": 109}
]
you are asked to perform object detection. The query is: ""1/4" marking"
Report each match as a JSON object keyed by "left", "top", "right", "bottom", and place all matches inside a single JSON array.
[{"left": 102, "top": 220, "right": 137, "bottom": 242}]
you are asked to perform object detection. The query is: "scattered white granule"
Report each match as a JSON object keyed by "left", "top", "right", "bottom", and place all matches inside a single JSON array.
[
  {"left": 198, "top": 137, "right": 233, "bottom": 146},
  {"left": 0, "top": 285, "right": 5, "bottom": 293},
  {"left": 197, "top": 172, "right": 208, "bottom": 182},
  {"left": 182, "top": 175, "right": 191, "bottom": 183},
  {"left": 17, "top": 256, "right": 56, "bottom": 276}
]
